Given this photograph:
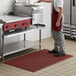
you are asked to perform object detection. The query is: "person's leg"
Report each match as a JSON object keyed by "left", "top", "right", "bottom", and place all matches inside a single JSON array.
[
  {"left": 60, "top": 31, "right": 65, "bottom": 53},
  {"left": 48, "top": 30, "right": 59, "bottom": 53},
  {"left": 60, "top": 16, "right": 65, "bottom": 53},
  {"left": 54, "top": 29, "right": 66, "bottom": 56},
  {"left": 54, "top": 15, "right": 65, "bottom": 56}
]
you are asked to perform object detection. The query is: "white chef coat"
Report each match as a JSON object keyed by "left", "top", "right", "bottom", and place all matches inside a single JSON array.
[{"left": 54, "top": 0, "right": 64, "bottom": 12}]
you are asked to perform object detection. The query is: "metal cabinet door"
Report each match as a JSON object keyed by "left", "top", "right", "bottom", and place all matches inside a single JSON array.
[
  {"left": 63, "top": 0, "right": 70, "bottom": 24},
  {"left": 72, "top": 0, "right": 76, "bottom": 25}
]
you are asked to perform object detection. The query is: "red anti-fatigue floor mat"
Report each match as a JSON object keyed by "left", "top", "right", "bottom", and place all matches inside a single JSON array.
[{"left": 4, "top": 49, "right": 73, "bottom": 72}]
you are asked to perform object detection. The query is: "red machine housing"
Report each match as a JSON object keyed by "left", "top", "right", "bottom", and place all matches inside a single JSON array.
[{"left": 4, "top": 19, "right": 30, "bottom": 31}]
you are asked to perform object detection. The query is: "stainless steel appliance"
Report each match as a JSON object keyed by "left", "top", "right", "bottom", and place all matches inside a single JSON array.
[
  {"left": 0, "top": 15, "right": 31, "bottom": 32},
  {"left": 63, "top": 0, "right": 76, "bottom": 38},
  {"left": 13, "top": 3, "right": 43, "bottom": 25}
]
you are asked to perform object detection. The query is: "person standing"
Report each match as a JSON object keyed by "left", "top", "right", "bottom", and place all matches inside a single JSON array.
[{"left": 37, "top": 0, "right": 66, "bottom": 57}]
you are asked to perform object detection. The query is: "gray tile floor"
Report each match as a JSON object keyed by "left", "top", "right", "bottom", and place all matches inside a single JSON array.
[{"left": 0, "top": 37, "right": 76, "bottom": 76}]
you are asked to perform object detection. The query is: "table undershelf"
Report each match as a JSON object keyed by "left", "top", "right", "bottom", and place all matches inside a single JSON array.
[{"left": 0, "top": 40, "right": 39, "bottom": 57}]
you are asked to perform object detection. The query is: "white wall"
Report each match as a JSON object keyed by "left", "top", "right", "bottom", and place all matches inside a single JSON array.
[
  {"left": 26, "top": 2, "right": 52, "bottom": 41},
  {"left": 0, "top": 0, "right": 14, "bottom": 15},
  {"left": 0, "top": 0, "right": 52, "bottom": 44}
]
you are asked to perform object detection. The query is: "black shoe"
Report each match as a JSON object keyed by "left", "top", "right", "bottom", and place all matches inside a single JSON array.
[
  {"left": 54, "top": 52, "right": 66, "bottom": 57},
  {"left": 48, "top": 49, "right": 59, "bottom": 53}
]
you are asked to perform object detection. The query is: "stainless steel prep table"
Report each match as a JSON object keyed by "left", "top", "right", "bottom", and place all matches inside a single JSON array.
[{"left": 0, "top": 15, "right": 45, "bottom": 62}]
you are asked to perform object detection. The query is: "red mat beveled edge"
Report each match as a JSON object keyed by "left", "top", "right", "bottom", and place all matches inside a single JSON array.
[{"left": 4, "top": 49, "right": 73, "bottom": 72}]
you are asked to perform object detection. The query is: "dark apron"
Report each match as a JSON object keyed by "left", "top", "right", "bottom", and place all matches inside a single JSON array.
[{"left": 52, "top": 0, "right": 62, "bottom": 31}]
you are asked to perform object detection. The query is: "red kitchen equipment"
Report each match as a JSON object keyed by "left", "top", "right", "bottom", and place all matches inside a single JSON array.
[
  {"left": 4, "top": 19, "right": 30, "bottom": 31},
  {"left": 0, "top": 15, "right": 31, "bottom": 32}
]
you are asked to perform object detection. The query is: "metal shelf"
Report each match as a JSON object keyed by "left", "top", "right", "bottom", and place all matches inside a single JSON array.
[
  {"left": 4, "top": 25, "right": 45, "bottom": 38},
  {"left": 0, "top": 40, "right": 39, "bottom": 57}
]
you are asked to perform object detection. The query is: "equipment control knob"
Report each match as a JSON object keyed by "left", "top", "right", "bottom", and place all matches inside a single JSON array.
[
  {"left": 6, "top": 25, "right": 10, "bottom": 28},
  {"left": 23, "top": 23, "right": 26, "bottom": 25},
  {"left": 15, "top": 24, "right": 19, "bottom": 27}
]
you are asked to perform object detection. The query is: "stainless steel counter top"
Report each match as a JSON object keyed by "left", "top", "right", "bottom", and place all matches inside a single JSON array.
[{"left": 0, "top": 15, "right": 31, "bottom": 23}]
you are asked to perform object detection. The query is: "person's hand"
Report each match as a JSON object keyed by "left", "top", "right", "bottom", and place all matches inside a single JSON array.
[
  {"left": 56, "top": 21, "right": 60, "bottom": 27},
  {"left": 37, "top": 0, "right": 42, "bottom": 3}
]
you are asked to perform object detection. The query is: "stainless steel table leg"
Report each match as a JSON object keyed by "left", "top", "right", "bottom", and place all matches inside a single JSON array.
[
  {"left": 1, "top": 34, "right": 4, "bottom": 62},
  {"left": 24, "top": 33, "right": 26, "bottom": 48},
  {"left": 0, "top": 26, "right": 4, "bottom": 62},
  {"left": 39, "top": 29, "right": 41, "bottom": 50}
]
